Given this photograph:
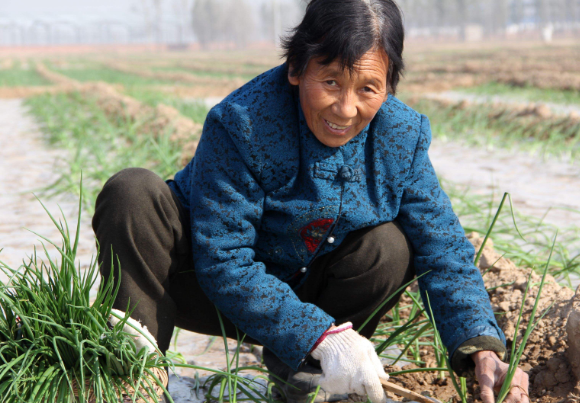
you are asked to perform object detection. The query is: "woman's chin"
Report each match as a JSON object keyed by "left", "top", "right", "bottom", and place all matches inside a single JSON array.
[{"left": 316, "top": 134, "right": 352, "bottom": 148}]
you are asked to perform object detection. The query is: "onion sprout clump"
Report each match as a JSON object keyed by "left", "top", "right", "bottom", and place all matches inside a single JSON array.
[{"left": 0, "top": 195, "right": 171, "bottom": 403}]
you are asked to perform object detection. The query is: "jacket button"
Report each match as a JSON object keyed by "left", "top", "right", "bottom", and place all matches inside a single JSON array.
[
  {"left": 327, "top": 236, "right": 335, "bottom": 244},
  {"left": 300, "top": 267, "right": 307, "bottom": 273},
  {"left": 340, "top": 166, "right": 353, "bottom": 180}
]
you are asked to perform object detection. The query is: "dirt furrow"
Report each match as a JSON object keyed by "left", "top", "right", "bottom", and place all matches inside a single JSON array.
[{"left": 423, "top": 91, "right": 580, "bottom": 118}]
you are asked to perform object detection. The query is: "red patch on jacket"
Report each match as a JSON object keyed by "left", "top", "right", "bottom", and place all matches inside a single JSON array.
[{"left": 300, "top": 218, "right": 334, "bottom": 253}]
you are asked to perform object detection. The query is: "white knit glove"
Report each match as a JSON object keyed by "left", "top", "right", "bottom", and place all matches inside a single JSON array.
[
  {"left": 310, "top": 323, "right": 389, "bottom": 403},
  {"left": 108, "top": 309, "right": 158, "bottom": 354}
]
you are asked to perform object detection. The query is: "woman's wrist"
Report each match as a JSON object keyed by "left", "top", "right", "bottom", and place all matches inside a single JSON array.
[
  {"left": 310, "top": 322, "right": 353, "bottom": 353},
  {"left": 471, "top": 350, "right": 500, "bottom": 364}
]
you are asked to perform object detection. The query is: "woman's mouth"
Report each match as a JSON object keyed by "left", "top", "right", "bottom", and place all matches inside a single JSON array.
[{"left": 324, "top": 119, "right": 351, "bottom": 134}]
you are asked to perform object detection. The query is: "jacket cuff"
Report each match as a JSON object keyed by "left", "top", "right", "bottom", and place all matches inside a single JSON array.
[{"left": 451, "top": 336, "right": 507, "bottom": 377}]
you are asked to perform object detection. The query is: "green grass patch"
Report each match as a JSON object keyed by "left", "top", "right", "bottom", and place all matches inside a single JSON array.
[
  {"left": 52, "top": 68, "right": 183, "bottom": 86},
  {"left": 25, "top": 92, "right": 186, "bottom": 214},
  {"left": 461, "top": 81, "right": 580, "bottom": 105},
  {"left": 404, "top": 96, "right": 580, "bottom": 161},
  {"left": 151, "top": 66, "right": 258, "bottom": 82},
  {"left": 123, "top": 87, "right": 209, "bottom": 124},
  {"left": 0, "top": 68, "right": 51, "bottom": 87},
  {"left": 0, "top": 192, "right": 174, "bottom": 402}
]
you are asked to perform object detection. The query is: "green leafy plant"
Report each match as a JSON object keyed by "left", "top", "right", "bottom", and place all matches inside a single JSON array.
[
  {"left": 460, "top": 81, "right": 580, "bottom": 106},
  {"left": 200, "top": 308, "right": 287, "bottom": 403},
  {"left": 404, "top": 96, "right": 580, "bottom": 161},
  {"left": 0, "top": 192, "right": 173, "bottom": 402},
  {"left": 495, "top": 235, "right": 556, "bottom": 403},
  {"left": 376, "top": 192, "right": 559, "bottom": 403},
  {"left": 425, "top": 292, "right": 467, "bottom": 403},
  {"left": 25, "top": 92, "right": 186, "bottom": 214},
  {"left": 0, "top": 65, "right": 51, "bottom": 87}
]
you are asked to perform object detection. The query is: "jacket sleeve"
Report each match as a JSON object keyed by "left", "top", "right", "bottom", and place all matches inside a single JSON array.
[
  {"left": 188, "top": 107, "right": 334, "bottom": 370},
  {"left": 396, "top": 114, "right": 506, "bottom": 373}
]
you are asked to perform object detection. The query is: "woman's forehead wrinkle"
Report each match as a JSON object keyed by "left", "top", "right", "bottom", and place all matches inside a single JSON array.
[
  {"left": 353, "top": 54, "right": 389, "bottom": 81},
  {"left": 316, "top": 54, "right": 387, "bottom": 82},
  {"left": 316, "top": 63, "right": 341, "bottom": 77}
]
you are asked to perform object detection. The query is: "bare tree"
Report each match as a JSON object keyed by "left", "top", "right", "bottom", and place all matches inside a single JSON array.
[
  {"left": 260, "top": 2, "right": 274, "bottom": 42},
  {"left": 132, "top": 0, "right": 164, "bottom": 43},
  {"left": 173, "top": 0, "right": 193, "bottom": 44},
  {"left": 224, "top": 0, "right": 255, "bottom": 47},
  {"left": 192, "top": 0, "right": 219, "bottom": 46},
  {"left": 192, "top": 0, "right": 254, "bottom": 48}
]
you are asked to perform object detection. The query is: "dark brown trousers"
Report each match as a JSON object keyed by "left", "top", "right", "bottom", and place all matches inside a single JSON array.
[{"left": 92, "top": 168, "right": 415, "bottom": 354}]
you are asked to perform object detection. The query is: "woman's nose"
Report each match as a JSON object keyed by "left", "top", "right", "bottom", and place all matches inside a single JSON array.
[{"left": 333, "top": 91, "right": 357, "bottom": 120}]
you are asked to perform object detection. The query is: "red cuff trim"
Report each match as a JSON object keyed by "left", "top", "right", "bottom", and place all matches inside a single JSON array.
[{"left": 310, "top": 323, "right": 353, "bottom": 353}]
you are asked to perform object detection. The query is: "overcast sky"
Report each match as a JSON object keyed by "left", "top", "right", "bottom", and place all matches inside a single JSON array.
[{"left": 0, "top": 0, "right": 268, "bottom": 20}]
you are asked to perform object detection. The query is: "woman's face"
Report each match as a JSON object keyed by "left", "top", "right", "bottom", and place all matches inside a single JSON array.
[{"left": 288, "top": 49, "right": 390, "bottom": 148}]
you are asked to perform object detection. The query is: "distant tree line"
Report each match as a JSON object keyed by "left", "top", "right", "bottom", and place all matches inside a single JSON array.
[
  {"left": 397, "top": 0, "right": 580, "bottom": 39},
  {"left": 191, "top": 0, "right": 305, "bottom": 49},
  {"left": 3, "top": 0, "right": 577, "bottom": 47},
  {"left": 188, "top": 0, "right": 579, "bottom": 48}
]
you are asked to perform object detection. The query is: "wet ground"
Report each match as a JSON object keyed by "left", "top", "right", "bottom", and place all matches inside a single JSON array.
[
  {"left": 0, "top": 97, "right": 578, "bottom": 401},
  {"left": 430, "top": 138, "right": 580, "bottom": 233}
]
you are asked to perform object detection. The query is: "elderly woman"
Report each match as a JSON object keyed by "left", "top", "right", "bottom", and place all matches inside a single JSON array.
[{"left": 92, "top": 1, "right": 530, "bottom": 402}]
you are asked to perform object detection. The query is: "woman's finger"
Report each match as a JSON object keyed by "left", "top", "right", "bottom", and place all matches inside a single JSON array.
[
  {"left": 363, "top": 373, "right": 387, "bottom": 403},
  {"left": 368, "top": 346, "right": 389, "bottom": 380},
  {"left": 504, "top": 385, "right": 529, "bottom": 403},
  {"left": 509, "top": 369, "right": 530, "bottom": 403},
  {"left": 478, "top": 373, "right": 496, "bottom": 403},
  {"left": 520, "top": 370, "right": 530, "bottom": 394}
]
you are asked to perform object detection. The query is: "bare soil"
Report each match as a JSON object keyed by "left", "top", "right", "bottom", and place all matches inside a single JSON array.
[
  {"left": 103, "top": 61, "right": 247, "bottom": 87},
  {"left": 386, "top": 234, "right": 580, "bottom": 403},
  {"left": 401, "top": 44, "right": 580, "bottom": 94},
  {"left": 0, "top": 86, "right": 65, "bottom": 98}
]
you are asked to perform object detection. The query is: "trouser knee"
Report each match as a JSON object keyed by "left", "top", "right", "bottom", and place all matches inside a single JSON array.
[
  {"left": 300, "top": 221, "right": 415, "bottom": 338},
  {"left": 343, "top": 221, "right": 412, "bottom": 277},
  {"left": 93, "top": 167, "right": 167, "bottom": 222}
]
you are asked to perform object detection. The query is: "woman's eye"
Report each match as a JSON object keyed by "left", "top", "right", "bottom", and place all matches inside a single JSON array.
[
  {"left": 362, "top": 86, "right": 374, "bottom": 93},
  {"left": 326, "top": 80, "right": 337, "bottom": 86}
]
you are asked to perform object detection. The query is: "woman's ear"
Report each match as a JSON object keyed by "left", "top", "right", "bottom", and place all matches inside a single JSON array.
[{"left": 288, "top": 68, "right": 301, "bottom": 86}]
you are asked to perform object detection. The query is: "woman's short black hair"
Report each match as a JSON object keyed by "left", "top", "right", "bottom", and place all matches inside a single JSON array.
[{"left": 282, "top": 0, "right": 405, "bottom": 94}]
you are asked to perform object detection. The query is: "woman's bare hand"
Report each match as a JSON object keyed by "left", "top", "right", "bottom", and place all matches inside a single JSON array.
[{"left": 472, "top": 350, "right": 530, "bottom": 403}]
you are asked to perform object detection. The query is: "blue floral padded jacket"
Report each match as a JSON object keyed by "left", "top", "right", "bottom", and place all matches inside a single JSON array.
[{"left": 168, "top": 63, "right": 506, "bottom": 371}]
